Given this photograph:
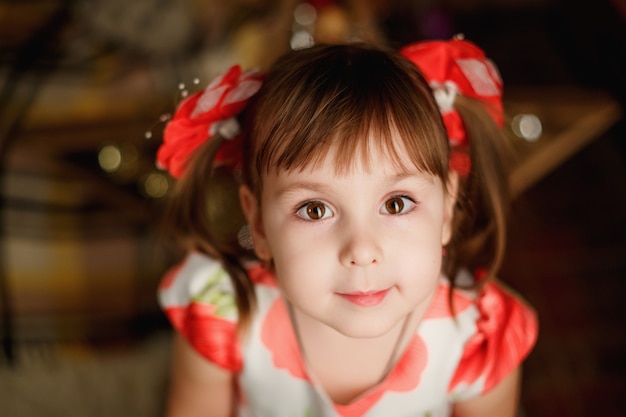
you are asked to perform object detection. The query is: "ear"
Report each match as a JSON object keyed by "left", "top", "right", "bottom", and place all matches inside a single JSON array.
[
  {"left": 239, "top": 185, "right": 272, "bottom": 261},
  {"left": 441, "top": 171, "right": 459, "bottom": 246}
]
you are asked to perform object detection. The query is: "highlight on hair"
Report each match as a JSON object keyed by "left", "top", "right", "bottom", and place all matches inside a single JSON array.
[{"left": 241, "top": 43, "right": 450, "bottom": 196}]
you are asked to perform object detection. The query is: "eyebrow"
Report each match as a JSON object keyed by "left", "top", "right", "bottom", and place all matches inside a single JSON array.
[
  {"left": 273, "top": 181, "right": 331, "bottom": 199},
  {"left": 392, "top": 171, "right": 435, "bottom": 183},
  {"left": 273, "top": 171, "right": 434, "bottom": 199}
]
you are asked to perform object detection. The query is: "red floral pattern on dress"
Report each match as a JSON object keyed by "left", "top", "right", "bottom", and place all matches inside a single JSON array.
[
  {"left": 247, "top": 263, "right": 278, "bottom": 287},
  {"left": 448, "top": 281, "right": 538, "bottom": 393},
  {"left": 159, "top": 262, "right": 183, "bottom": 290},
  {"left": 260, "top": 298, "right": 428, "bottom": 417},
  {"left": 334, "top": 335, "right": 428, "bottom": 417},
  {"left": 164, "top": 302, "right": 242, "bottom": 371},
  {"left": 159, "top": 253, "right": 539, "bottom": 414},
  {"left": 260, "top": 298, "right": 308, "bottom": 380}
]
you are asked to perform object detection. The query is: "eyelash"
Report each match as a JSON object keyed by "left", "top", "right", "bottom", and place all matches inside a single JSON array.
[
  {"left": 295, "top": 200, "right": 332, "bottom": 221},
  {"left": 294, "top": 195, "right": 418, "bottom": 221},
  {"left": 382, "top": 195, "right": 418, "bottom": 215}
]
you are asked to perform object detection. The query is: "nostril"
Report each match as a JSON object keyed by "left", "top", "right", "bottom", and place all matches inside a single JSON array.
[{"left": 350, "top": 259, "right": 377, "bottom": 266}]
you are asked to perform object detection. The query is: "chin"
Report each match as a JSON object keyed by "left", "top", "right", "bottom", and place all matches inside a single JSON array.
[{"left": 329, "top": 312, "right": 406, "bottom": 339}]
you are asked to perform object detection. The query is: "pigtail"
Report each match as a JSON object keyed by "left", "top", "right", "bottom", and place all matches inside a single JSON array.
[
  {"left": 161, "top": 133, "right": 257, "bottom": 333},
  {"left": 445, "top": 95, "right": 514, "bottom": 288},
  {"left": 156, "top": 65, "right": 264, "bottom": 333},
  {"left": 400, "top": 37, "right": 514, "bottom": 289}
]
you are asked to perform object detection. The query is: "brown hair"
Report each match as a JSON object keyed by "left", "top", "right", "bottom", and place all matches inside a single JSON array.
[
  {"left": 242, "top": 43, "right": 449, "bottom": 194},
  {"left": 163, "top": 43, "right": 511, "bottom": 329},
  {"left": 443, "top": 95, "right": 513, "bottom": 287}
]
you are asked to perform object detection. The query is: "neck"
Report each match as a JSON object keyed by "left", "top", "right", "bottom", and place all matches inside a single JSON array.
[{"left": 288, "top": 304, "right": 427, "bottom": 404}]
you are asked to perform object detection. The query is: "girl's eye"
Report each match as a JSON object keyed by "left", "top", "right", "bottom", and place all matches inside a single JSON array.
[
  {"left": 381, "top": 196, "right": 415, "bottom": 215},
  {"left": 296, "top": 202, "right": 333, "bottom": 220}
]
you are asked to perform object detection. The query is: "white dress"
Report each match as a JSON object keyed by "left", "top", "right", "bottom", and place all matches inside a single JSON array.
[{"left": 159, "top": 252, "right": 538, "bottom": 417}]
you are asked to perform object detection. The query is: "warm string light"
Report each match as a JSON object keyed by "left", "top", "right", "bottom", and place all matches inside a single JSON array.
[
  {"left": 98, "top": 77, "right": 203, "bottom": 199},
  {"left": 177, "top": 77, "right": 201, "bottom": 99},
  {"left": 144, "top": 113, "right": 172, "bottom": 139},
  {"left": 144, "top": 76, "right": 201, "bottom": 139}
]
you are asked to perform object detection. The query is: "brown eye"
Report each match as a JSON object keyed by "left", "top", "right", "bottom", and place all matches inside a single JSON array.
[
  {"left": 296, "top": 201, "right": 333, "bottom": 220},
  {"left": 383, "top": 196, "right": 417, "bottom": 215},
  {"left": 385, "top": 197, "right": 405, "bottom": 214},
  {"left": 306, "top": 203, "right": 325, "bottom": 219}
]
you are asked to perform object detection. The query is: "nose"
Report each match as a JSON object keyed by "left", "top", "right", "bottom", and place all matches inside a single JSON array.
[{"left": 339, "top": 225, "right": 383, "bottom": 267}]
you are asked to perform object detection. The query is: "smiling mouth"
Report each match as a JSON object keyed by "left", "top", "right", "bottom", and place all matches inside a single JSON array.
[{"left": 337, "top": 289, "right": 390, "bottom": 307}]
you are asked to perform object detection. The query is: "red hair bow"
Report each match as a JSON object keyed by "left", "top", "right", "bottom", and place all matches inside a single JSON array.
[
  {"left": 400, "top": 38, "right": 504, "bottom": 176},
  {"left": 156, "top": 65, "right": 263, "bottom": 179}
]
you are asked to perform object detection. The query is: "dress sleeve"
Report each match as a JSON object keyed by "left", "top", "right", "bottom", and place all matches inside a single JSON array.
[
  {"left": 448, "top": 280, "right": 539, "bottom": 398},
  {"left": 158, "top": 252, "right": 242, "bottom": 372}
]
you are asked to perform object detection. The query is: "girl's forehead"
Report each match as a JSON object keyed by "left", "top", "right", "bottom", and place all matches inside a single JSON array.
[
  {"left": 302, "top": 130, "right": 424, "bottom": 174},
  {"left": 263, "top": 145, "right": 432, "bottom": 190}
]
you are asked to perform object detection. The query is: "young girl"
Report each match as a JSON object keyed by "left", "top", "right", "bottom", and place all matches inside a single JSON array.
[{"left": 156, "top": 38, "right": 538, "bottom": 417}]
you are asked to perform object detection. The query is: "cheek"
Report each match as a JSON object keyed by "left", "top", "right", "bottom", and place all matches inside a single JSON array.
[
  {"left": 265, "top": 220, "right": 322, "bottom": 264},
  {"left": 389, "top": 219, "right": 445, "bottom": 276},
  {"left": 272, "top": 248, "right": 333, "bottom": 304},
  {"left": 265, "top": 209, "right": 333, "bottom": 257},
  {"left": 267, "top": 228, "right": 338, "bottom": 294},
  {"left": 393, "top": 248, "right": 442, "bottom": 304},
  {"left": 392, "top": 211, "right": 445, "bottom": 248},
  {"left": 395, "top": 239, "right": 442, "bottom": 273},
  {"left": 271, "top": 234, "right": 332, "bottom": 276}
]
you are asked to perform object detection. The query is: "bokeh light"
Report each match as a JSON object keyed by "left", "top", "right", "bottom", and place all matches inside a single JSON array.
[{"left": 511, "top": 113, "right": 542, "bottom": 142}]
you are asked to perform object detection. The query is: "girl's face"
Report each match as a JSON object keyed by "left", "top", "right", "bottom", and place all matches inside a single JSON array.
[{"left": 241, "top": 133, "right": 457, "bottom": 339}]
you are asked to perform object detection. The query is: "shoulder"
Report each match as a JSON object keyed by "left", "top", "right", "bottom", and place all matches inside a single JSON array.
[
  {"left": 159, "top": 252, "right": 238, "bottom": 319},
  {"left": 445, "top": 271, "right": 539, "bottom": 400},
  {"left": 158, "top": 252, "right": 278, "bottom": 371}
]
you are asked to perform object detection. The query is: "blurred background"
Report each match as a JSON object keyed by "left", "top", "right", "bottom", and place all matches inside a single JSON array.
[{"left": 0, "top": 0, "right": 624, "bottom": 416}]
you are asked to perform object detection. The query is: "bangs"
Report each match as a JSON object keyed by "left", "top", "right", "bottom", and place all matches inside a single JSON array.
[{"left": 243, "top": 43, "right": 450, "bottom": 190}]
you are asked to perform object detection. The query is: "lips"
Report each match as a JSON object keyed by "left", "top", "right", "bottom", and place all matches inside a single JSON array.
[{"left": 337, "top": 289, "right": 390, "bottom": 307}]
